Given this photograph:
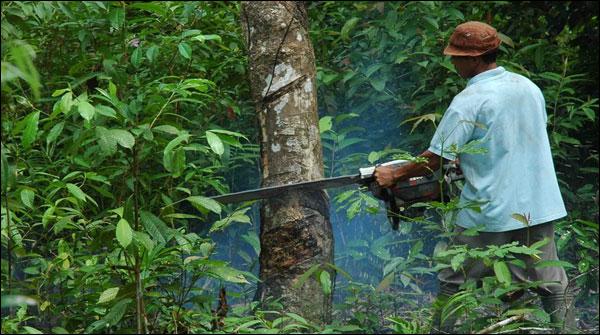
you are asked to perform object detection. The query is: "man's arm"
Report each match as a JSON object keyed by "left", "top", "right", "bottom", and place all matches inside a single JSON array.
[{"left": 373, "top": 150, "right": 445, "bottom": 188}]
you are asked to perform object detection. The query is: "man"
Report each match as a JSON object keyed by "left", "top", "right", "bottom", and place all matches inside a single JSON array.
[{"left": 374, "top": 21, "right": 575, "bottom": 333}]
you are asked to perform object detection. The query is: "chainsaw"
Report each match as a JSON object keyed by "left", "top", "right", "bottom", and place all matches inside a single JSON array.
[{"left": 210, "top": 160, "right": 463, "bottom": 230}]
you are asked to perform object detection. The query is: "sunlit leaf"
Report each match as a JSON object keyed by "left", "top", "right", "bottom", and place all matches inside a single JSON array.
[
  {"left": 493, "top": 261, "right": 512, "bottom": 286},
  {"left": 187, "top": 196, "right": 221, "bottom": 214},
  {"left": 66, "top": 183, "right": 87, "bottom": 202},
  {"left": 20, "top": 188, "right": 34, "bottom": 208},
  {"left": 511, "top": 213, "right": 530, "bottom": 226},
  {"left": 98, "top": 287, "right": 119, "bottom": 304},
  {"left": 319, "top": 116, "right": 333, "bottom": 133},
  {"left": 111, "top": 129, "right": 135, "bottom": 149},
  {"left": 116, "top": 219, "right": 132, "bottom": 248},
  {"left": 178, "top": 42, "right": 192, "bottom": 59},
  {"left": 77, "top": 101, "right": 95, "bottom": 121},
  {"left": 205, "top": 131, "right": 224, "bottom": 155}
]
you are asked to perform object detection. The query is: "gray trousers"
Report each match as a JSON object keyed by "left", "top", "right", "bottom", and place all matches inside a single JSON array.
[{"left": 438, "top": 221, "right": 569, "bottom": 296}]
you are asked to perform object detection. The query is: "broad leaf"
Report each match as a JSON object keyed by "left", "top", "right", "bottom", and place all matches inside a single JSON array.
[
  {"left": 66, "top": 183, "right": 87, "bottom": 202},
  {"left": 178, "top": 42, "right": 192, "bottom": 59},
  {"left": 187, "top": 196, "right": 221, "bottom": 214},
  {"left": 319, "top": 116, "right": 333, "bottom": 133},
  {"left": 98, "top": 287, "right": 119, "bottom": 304},
  {"left": 319, "top": 271, "right": 332, "bottom": 295},
  {"left": 208, "top": 266, "right": 249, "bottom": 284},
  {"left": 20, "top": 189, "right": 34, "bottom": 208},
  {"left": 22, "top": 111, "right": 39, "bottom": 149},
  {"left": 205, "top": 131, "right": 224, "bottom": 155},
  {"left": 493, "top": 261, "right": 512, "bottom": 286},
  {"left": 77, "top": 101, "right": 95, "bottom": 121},
  {"left": 111, "top": 129, "right": 135, "bottom": 149},
  {"left": 146, "top": 45, "right": 159, "bottom": 63},
  {"left": 116, "top": 219, "right": 132, "bottom": 248},
  {"left": 140, "top": 211, "right": 169, "bottom": 244}
]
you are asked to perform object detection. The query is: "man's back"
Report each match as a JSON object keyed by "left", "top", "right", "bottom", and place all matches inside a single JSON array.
[{"left": 428, "top": 67, "right": 567, "bottom": 232}]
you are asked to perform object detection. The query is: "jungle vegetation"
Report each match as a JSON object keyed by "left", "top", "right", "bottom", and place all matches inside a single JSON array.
[{"left": 1, "top": 1, "right": 598, "bottom": 334}]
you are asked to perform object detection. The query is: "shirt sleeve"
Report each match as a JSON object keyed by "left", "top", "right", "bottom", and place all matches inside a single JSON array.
[{"left": 428, "top": 107, "right": 476, "bottom": 161}]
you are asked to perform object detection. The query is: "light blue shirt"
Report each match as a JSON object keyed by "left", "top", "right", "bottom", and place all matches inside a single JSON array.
[{"left": 428, "top": 66, "right": 567, "bottom": 232}]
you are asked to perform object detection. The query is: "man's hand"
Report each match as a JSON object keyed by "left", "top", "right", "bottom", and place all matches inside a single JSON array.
[{"left": 374, "top": 166, "right": 397, "bottom": 188}]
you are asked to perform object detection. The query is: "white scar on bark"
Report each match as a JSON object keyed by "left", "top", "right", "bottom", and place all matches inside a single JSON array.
[{"left": 262, "top": 63, "right": 301, "bottom": 97}]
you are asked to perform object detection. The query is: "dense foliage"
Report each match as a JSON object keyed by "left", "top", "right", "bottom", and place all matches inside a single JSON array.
[{"left": 1, "top": 1, "right": 597, "bottom": 334}]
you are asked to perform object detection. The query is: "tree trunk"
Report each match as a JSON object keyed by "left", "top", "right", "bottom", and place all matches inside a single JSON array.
[{"left": 240, "top": 1, "right": 334, "bottom": 323}]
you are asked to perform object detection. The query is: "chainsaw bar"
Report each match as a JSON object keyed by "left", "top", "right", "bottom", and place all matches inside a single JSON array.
[{"left": 210, "top": 174, "right": 365, "bottom": 204}]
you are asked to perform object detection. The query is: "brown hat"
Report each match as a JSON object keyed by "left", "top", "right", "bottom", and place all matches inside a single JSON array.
[{"left": 443, "top": 21, "right": 501, "bottom": 57}]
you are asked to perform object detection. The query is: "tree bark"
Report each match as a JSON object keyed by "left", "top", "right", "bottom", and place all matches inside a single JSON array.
[{"left": 240, "top": 1, "right": 334, "bottom": 323}]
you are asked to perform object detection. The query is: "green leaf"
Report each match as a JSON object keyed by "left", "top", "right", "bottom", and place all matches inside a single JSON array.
[
  {"left": 153, "top": 125, "right": 180, "bottom": 135},
  {"left": 493, "top": 261, "right": 512, "bottom": 286},
  {"left": 20, "top": 189, "right": 34, "bottom": 208},
  {"left": 103, "top": 299, "right": 131, "bottom": 327},
  {"left": 210, "top": 208, "right": 251, "bottom": 233},
  {"left": 22, "top": 111, "right": 40, "bottom": 149},
  {"left": 286, "top": 312, "right": 309, "bottom": 325},
  {"left": 207, "top": 128, "right": 248, "bottom": 140},
  {"left": 319, "top": 116, "right": 333, "bottom": 133},
  {"left": 208, "top": 266, "right": 249, "bottom": 284},
  {"left": 140, "top": 211, "right": 168, "bottom": 244},
  {"left": 171, "top": 148, "right": 185, "bottom": 177},
  {"left": 511, "top": 213, "right": 530, "bottom": 226},
  {"left": 51, "top": 327, "right": 69, "bottom": 334},
  {"left": 66, "top": 183, "right": 87, "bottom": 202},
  {"left": 292, "top": 264, "right": 321, "bottom": 289},
  {"left": 192, "top": 34, "right": 222, "bottom": 43},
  {"left": 534, "top": 260, "right": 575, "bottom": 269},
  {"left": 187, "top": 196, "right": 221, "bottom": 214},
  {"left": 0, "top": 295, "right": 37, "bottom": 308},
  {"left": 111, "top": 129, "right": 135, "bottom": 149},
  {"left": 498, "top": 32, "right": 514, "bottom": 48},
  {"left": 370, "top": 77, "right": 387, "bottom": 92},
  {"left": 131, "top": 47, "right": 142, "bottom": 68},
  {"left": 423, "top": 16, "right": 439, "bottom": 30},
  {"left": 116, "top": 219, "right": 132, "bottom": 248},
  {"left": 96, "top": 126, "right": 117, "bottom": 156},
  {"left": 367, "top": 151, "right": 380, "bottom": 164},
  {"left": 178, "top": 42, "right": 192, "bottom": 59},
  {"left": 133, "top": 231, "right": 155, "bottom": 251},
  {"left": 46, "top": 121, "right": 65, "bottom": 145},
  {"left": 129, "top": 2, "right": 167, "bottom": 16},
  {"left": 205, "top": 131, "right": 224, "bottom": 155},
  {"left": 446, "top": 8, "right": 465, "bottom": 21},
  {"left": 52, "top": 88, "right": 70, "bottom": 97},
  {"left": 109, "top": 8, "right": 125, "bottom": 30},
  {"left": 376, "top": 272, "right": 395, "bottom": 292},
  {"left": 98, "top": 287, "right": 119, "bottom": 304},
  {"left": 95, "top": 105, "right": 116, "bottom": 118},
  {"left": 1, "top": 146, "right": 9, "bottom": 193},
  {"left": 365, "top": 64, "right": 383, "bottom": 77},
  {"left": 319, "top": 271, "right": 332, "bottom": 295},
  {"left": 58, "top": 92, "right": 73, "bottom": 114},
  {"left": 164, "top": 133, "right": 190, "bottom": 155},
  {"left": 341, "top": 17, "right": 360, "bottom": 41},
  {"left": 22, "top": 326, "right": 43, "bottom": 334},
  {"left": 8, "top": 41, "right": 40, "bottom": 100},
  {"left": 77, "top": 101, "right": 96, "bottom": 121},
  {"left": 582, "top": 107, "right": 596, "bottom": 121},
  {"left": 108, "top": 81, "right": 117, "bottom": 97},
  {"left": 146, "top": 45, "right": 159, "bottom": 63}
]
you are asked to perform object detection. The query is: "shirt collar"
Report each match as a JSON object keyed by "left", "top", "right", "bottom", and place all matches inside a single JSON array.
[{"left": 467, "top": 66, "right": 506, "bottom": 87}]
